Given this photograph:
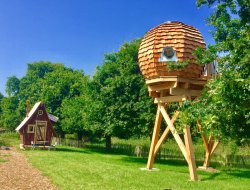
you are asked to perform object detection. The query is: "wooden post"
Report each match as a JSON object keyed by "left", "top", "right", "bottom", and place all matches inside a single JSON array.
[
  {"left": 147, "top": 104, "right": 163, "bottom": 169},
  {"left": 144, "top": 77, "right": 207, "bottom": 180},
  {"left": 203, "top": 137, "right": 219, "bottom": 168},
  {"left": 184, "top": 126, "right": 198, "bottom": 181},
  {"left": 154, "top": 111, "right": 179, "bottom": 155},
  {"left": 160, "top": 106, "right": 188, "bottom": 161},
  {"left": 197, "top": 121, "right": 219, "bottom": 168}
]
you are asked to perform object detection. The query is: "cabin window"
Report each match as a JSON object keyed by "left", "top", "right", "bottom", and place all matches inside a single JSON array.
[
  {"left": 27, "top": 125, "right": 35, "bottom": 133},
  {"left": 38, "top": 110, "right": 43, "bottom": 115}
]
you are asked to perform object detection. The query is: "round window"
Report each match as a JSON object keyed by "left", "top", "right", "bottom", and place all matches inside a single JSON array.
[{"left": 163, "top": 46, "right": 175, "bottom": 58}]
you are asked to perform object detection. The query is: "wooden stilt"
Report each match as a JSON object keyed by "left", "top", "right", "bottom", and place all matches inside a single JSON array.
[
  {"left": 203, "top": 138, "right": 219, "bottom": 168},
  {"left": 184, "top": 126, "right": 198, "bottom": 181},
  {"left": 197, "top": 121, "right": 219, "bottom": 168},
  {"left": 154, "top": 111, "right": 179, "bottom": 155},
  {"left": 147, "top": 105, "right": 198, "bottom": 180},
  {"left": 160, "top": 106, "right": 188, "bottom": 160},
  {"left": 144, "top": 77, "right": 207, "bottom": 180},
  {"left": 147, "top": 104, "right": 163, "bottom": 169}
]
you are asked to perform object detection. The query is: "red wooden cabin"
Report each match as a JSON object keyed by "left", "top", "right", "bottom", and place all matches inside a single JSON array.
[{"left": 15, "top": 101, "right": 58, "bottom": 148}]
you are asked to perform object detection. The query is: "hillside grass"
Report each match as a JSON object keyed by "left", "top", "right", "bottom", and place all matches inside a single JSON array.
[
  {"left": 23, "top": 146, "right": 250, "bottom": 190},
  {"left": 1, "top": 133, "right": 249, "bottom": 189},
  {"left": 0, "top": 132, "right": 19, "bottom": 147},
  {"left": 0, "top": 132, "right": 19, "bottom": 163}
]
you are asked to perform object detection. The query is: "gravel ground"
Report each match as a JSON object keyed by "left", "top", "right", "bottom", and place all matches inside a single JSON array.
[{"left": 0, "top": 147, "right": 57, "bottom": 190}]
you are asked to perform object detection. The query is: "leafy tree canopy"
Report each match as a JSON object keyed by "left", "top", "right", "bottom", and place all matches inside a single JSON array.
[
  {"left": 178, "top": 0, "right": 250, "bottom": 145},
  {"left": 89, "top": 39, "right": 155, "bottom": 148},
  {"left": 6, "top": 76, "right": 20, "bottom": 97}
]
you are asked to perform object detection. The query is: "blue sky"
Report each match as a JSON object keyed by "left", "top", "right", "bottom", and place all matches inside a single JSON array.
[{"left": 0, "top": 0, "right": 214, "bottom": 95}]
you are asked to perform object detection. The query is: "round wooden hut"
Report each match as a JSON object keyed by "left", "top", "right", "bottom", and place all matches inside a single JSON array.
[
  {"left": 138, "top": 21, "right": 208, "bottom": 181},
  {"left": 138, "top": 21, "right": 206, "bottom": 79}
]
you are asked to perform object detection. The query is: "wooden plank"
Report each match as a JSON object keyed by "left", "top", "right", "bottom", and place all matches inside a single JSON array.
[
  {"left": 154, "top": 111, "right": 180, "bottom": 155},
  {"left": 146, "top": 76, "right": 207, "bottom": 86},
  {"left": 154, "top": 95, "right": 187, "bottom": 104},
  {"left": 160, "top": 106, "right": 188, "bottom": 161},
  {"left": 170, "top": 88, "right": 201, "bottom": 97},
  {"left": 148, "top": 82, "right": 176, "bottom": 91},
  {"left": 197, "top": 121, "right": 209, "bottom": 152},
  {"left": 207, "top": 135, "right": 214, "bottom": 152},
  {"left": 183, "top": 82, "right": 189, "bottom": 89},
  {"left": 149, "top": 91, "right": 160, "bottom": 97},
  {"left": 146, "top": 77, "right": 178, "bottom": 85},
  {"left": 146, "top": 104, "right": 163, "bottom": 169},
  {"left": 211, "top": 141, "right": 219, "bottom": 155},
  {"left": 184, "top": 126, "right": 198, "bottom": 181},
  {"left": 203, "top": 135, "right": 216, "bottom": 168}
]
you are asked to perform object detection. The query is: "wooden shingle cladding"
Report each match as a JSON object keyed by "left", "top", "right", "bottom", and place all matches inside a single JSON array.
[
  {"left": 138, "top": 21, "right": 206, "bottom": 79},
  {"left": 16, "top": 102, "right": 57, "bottom": 147}
]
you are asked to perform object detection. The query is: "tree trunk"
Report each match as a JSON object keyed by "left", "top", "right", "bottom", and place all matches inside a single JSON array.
[
  {"left": 77, "top": 132, "right": 83, "bottom": 141},
  {"left": 60, "top": 131, "right": 65, "bottom": 138},
  {"left": 105, "top": 135, "right": 112, "bottom": 150}
]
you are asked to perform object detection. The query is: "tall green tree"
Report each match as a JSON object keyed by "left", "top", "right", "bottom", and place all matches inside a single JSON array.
[
  {"left": 180, "top": 0, "right": 250, "bottom": 144},
  {"left": 60, "top": 96, "right": 89, "bottom": 140},
  {"left": 89, "top": 39, "right": 155, "bottom": 149},
  {"left": 0, "top": 96, "right": 20, "bottom": 131},
  {"left": 6, "top": 76, "right": 20, "bottom": 97}
]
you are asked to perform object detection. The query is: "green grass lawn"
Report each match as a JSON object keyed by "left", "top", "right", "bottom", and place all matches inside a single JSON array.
[
  {"left": 23, "top": 146, "right": 250, "bottom": 190},
  {"left": 1, "top": 133, "right": 249, "bottom": 190}
]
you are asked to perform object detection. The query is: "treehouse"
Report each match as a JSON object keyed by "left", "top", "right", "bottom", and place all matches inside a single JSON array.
[
  {"left": 15, "top": 101, "right": 58, "bottom": 149},
  {"left": 138, "top": 21, "right": 208, "bottom": 181}
]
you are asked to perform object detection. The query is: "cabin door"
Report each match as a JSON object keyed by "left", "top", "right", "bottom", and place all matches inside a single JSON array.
[{"left": 35, "top": 121, "right": 47, "bottom": 144}]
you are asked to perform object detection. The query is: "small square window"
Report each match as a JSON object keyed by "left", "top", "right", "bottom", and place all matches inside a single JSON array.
[
  {"left": 38, "top": 110, "right": 43, "bottom": 115},
  {"left": 27, "top": 125, "right": 35, "bottom": 133}
]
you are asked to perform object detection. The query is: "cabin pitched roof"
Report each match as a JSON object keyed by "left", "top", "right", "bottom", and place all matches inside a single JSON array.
[{"left": 15, "top": 101, "right": 58, "bottom": 131}]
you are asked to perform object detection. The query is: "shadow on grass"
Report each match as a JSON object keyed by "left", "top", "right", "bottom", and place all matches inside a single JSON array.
[
  {"left": 226, "top": 169, "right": 250, "bottom": 179},
  {"left": 55, "top": 145, "right": 194, "bottom": 168},
  {"left": 200, "top": 172, "right": 221, "bottom": 181},
  {"left": 55, "top": 146, "right": 91, "bottom": 154},
  {"left": 120, "top": 156, "right": 187, "bottom": 167}
]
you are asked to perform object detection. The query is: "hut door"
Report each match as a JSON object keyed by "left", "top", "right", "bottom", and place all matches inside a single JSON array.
[{"left": 35, "top": 121, "right": 47, "bottom": 144}]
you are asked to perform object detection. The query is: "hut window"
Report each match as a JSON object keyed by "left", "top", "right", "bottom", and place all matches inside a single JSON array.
[
  {"left": 163, "top": 46, "right": 175, "bottom": 58},
  {"left": 38, "top": 110, "right": 43, "bottom": 115},
  {"left": 27, "top": 125, "right": 35, "bottom": 133}
]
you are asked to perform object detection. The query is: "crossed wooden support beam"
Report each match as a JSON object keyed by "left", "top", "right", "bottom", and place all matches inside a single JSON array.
[
  {"left": 147, "top": 103, "right": 198, "bottom": 181},
  {"left": 197, "top": 121, "right": 219, "bottom": 168}
]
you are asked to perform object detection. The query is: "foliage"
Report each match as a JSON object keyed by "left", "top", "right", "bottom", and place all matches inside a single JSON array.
[
  {"left": 178, "top": 0, "right": 250, "bottom": 144},
  {"left": 0, "top": 43, "right": 155, "bottom": 142},
  {"left": 60, "top": 95, "right": 90, "bottom": 140},
  {"left": 88, "top": 39, "right": 155, "bottom": 148},
  {"left": 166, "top": 60, "right": 190, "bottom": 70},
  {"left": 0, "top": 62, "right": 90, "bottom": 135},
  {"left": 0, "top": 96, "right": 21, "bottom": 131},
  {"left": 5, "top": 76, "right": 20, "bottom": 97},
  {"left": 0, "top": 132, "right": 20, "bottom": 146}
]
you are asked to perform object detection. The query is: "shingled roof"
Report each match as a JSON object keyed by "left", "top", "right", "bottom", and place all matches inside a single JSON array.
[{"left": 138, "top": 21, "right": 206, "bottom": 79}]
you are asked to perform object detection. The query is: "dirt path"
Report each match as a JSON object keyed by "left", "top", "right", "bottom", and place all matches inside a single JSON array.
[{"left": 0, "top": 147, "right": 57, "bottom": 190}]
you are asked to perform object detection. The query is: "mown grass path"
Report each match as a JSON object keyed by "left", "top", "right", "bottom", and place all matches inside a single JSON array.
[{"left": 24, "top": 146, "right": 250, "bottom": 190}]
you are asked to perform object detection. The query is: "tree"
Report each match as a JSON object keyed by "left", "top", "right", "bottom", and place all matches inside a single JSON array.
[
  {"left": 0, "top": 96, "right": 21, "bottom": 131},
  {"left": 6, "top": 76, "right": 20, "bottom": 97},
  {"left": 60, "top": 96, "right": 87, "bottom": 140},
  {"left": 0, "top": 92, "right": 3, "bottom": 102},
  {"left": 177, "top": 0, "right": 250, "bottom": 148},
  {"left": 0, "top": 61, "right": 90, "bottom": 136},
  {"left": 89, "top": 39, "right": 155, "bottom": 149}
]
